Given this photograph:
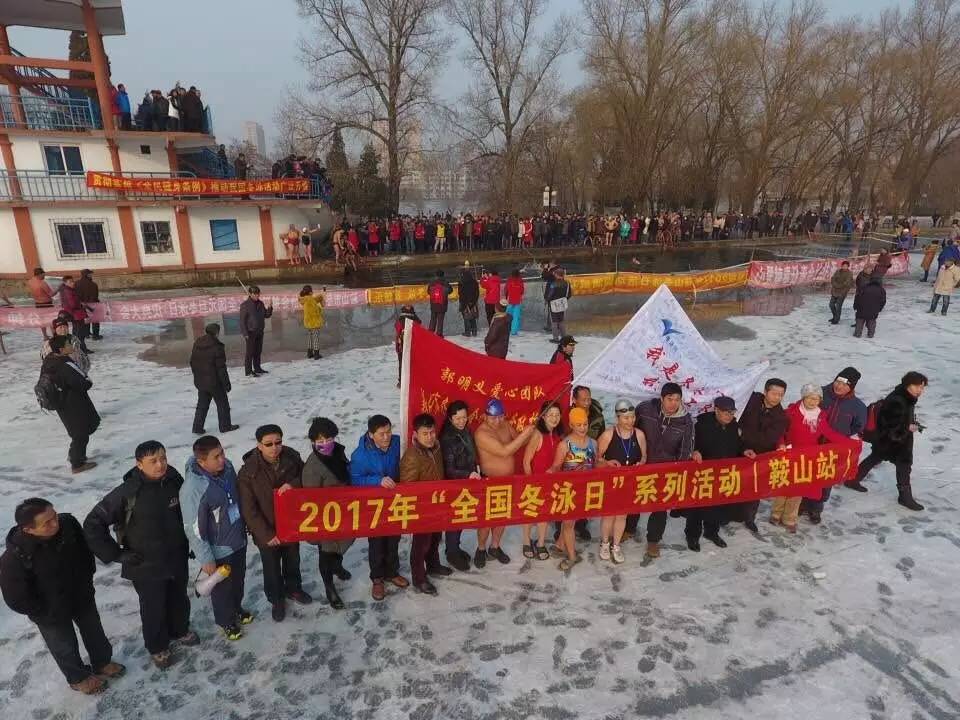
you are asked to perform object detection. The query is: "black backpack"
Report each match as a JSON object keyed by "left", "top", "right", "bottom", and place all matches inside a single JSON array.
[{"left": 35, "top": 371, "right": 62, "bottom": 411}]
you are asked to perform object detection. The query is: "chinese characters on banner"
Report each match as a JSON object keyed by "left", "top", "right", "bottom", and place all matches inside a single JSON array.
[
  {"left": 275, "top": 440, "right": 861, "bottom": 542},
  {"left": 399, "top": 322, "right": 571, "bottom": 445},
  {"left": 85, "top": 171, "right": 310, "bottom": 196},
  {"left": 747, "top": 252, "right": 909, "bottom": 289}
]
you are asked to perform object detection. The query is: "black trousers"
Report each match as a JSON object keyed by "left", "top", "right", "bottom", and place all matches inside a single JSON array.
[
  {"left": 193, "top": 388, "right": 232, "bottom": 432},
  {"left": 485, "top": 303, "right": 496, "bottom": 325},
  {"left": 829, "top": 295, "right": 845, "bottom": 322},
  {"left": 72, "top": 320, "right": 89, "bottom": 350},
  {"left": 854, "top": 317, "right": 876, "bottom": 338},
  {"left": 428, "top": 307, "right": 446, "bottom": 337},
  {"left": 258, "top": 543, "right": 302, "bottom": 604},
  {"left": 368, "top": 535, "right": 401, "bottom": 581},
  {"left": 445, "top": 529, "right": 463, "bottom": 556},
  {"left": 67, "top": 432, "right": 90, "bottom": 469},
  {"left": 647, "top": 511, "right": 668, "bottom": 543},
  {"left": 625, "top": 514, "right": 641, "bottom": 534},
  {"left": 462, "top": 314, "right": 478, "bottom": 335},
  {"left": 318, "top": 550, "right": 344, "bottom": 586},
  {"left": 36, "top": 600, "right": 112, "bottom": 685},
  {"left": 685, "top": 508, "right": 721, "bottom": 540},
  {"left": 210, "top": 547, "right": 247, "bottom": 627},
  {"left": 130, "top": 572, "right": 190, "bottom": 654},
  {"left": 244, "top": 331, "right": 265, "bottom": 374},
  {"left": 856, "top": 450, "right": 912, "bottom": 489},
  {"left": 90, "top": 322, "right": 101, "bottom": 338}
]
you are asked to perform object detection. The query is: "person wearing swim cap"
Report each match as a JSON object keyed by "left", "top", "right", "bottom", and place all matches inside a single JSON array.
[{"left": 473, "top": 399, "right": 536, "bottom": 567}]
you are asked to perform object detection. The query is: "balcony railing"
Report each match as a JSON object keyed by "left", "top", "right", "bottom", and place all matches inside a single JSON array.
[
  {"left": 0, "top": 169, "right": 330, "bottom": 203},
  {"left": 0, "top": 94, "right": 100, "bottom": 132}
]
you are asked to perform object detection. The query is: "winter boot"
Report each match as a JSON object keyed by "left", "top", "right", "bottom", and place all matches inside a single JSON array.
[
  {"left": 897, "top": 484, "right": 924, "bottom": 511},
  {"left": 307, "top": 349, "right": 315, "bottom": 359}
]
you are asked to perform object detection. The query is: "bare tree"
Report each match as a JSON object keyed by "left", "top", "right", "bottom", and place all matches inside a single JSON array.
[
  {"left": 445, "top": 0, "right": 570, "bottom": 210},
  {"left": 293, "top": 0, "right": 449, "bottom": 213}
]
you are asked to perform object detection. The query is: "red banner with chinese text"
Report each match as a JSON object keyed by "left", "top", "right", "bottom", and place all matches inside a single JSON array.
[
  {"left": 747, "top": 252, "right": 909, "bottom": 289},
  {"left": 403, "top": 322, "right": 572, "bottom": 436},
  {"left": 275, "top": 440, "right": 861, "bottom": 542},
  {"left": 85, "top": 171, "right": 309, "bottom": 196}
]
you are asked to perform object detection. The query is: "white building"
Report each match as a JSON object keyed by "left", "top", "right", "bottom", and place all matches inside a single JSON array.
[{"left": 243, "top": 120, "right": 266, "bottom": 157}]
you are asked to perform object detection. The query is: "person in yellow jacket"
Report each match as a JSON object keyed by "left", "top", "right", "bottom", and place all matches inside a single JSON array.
[{"left": 298, "top": 285, "right": 325, "bottom": 359}]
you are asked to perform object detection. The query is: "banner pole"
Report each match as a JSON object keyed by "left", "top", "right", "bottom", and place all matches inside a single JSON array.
[{"left": 398, "top": 318, "right": 413, "bottom": 453}]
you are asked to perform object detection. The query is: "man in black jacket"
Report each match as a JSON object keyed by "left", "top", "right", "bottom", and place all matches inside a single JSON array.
[
  {"left": 76, "top": 269, "right": 102, "bottom": 340},
  {"left": 42, "top": 335, "right": 99, "bottom": 474},
  {"left": 458, "top": 266, "right": 480, "bottom": 337},
  {"left": 688, "top": 397, "right": 757, "bottom": 550},
  {"left": 1, "top": 499, "right": 125, "bottom": 695},
  {"left": 853, "top": 275, "right": 886, "bottom": 338},
  {"left": 427, "top": 271, "right": 453, "bottom": 337},
  {"left": 83, "top": 441, "right": 198, "bottom": 669},
  {"left": 239, "top": 285, "right": 273, "bottom": 377},
  {"left": 845, "top": 371, "right": 928, "bottom": 511},
  {"left": 190, "top": 323, "right": 238, "bottom": 434},
  {"left": 736, "top": 378, "right": 788, "bottom": 532}
]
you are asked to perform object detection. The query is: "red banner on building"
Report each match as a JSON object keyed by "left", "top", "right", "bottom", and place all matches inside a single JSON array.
[
  {"left": 275, "top": 440, "right": 861, "bottom": 542},
  {"left": 85, "top": 171, "right": 309, "bottom": 196},
  {"left": 400, "top": 322, "right": 572, "bottom": 442}
]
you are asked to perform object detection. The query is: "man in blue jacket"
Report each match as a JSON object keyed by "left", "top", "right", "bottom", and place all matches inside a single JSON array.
[
  {"left": 181, "top": 435, "right": 252, "bottom": 641},
  {"left": 351, "top": 414, "right": 409, "bottom": 601},
  {"left": 800, "top": 367, "right": 867, "bottom": 524}
]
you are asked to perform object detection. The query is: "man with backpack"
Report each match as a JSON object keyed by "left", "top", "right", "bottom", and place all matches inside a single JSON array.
[
  {"left": 39, "top": 335, "right": 99, "bottom": 474},
  {"left": 1, "top": 498, "right": 125, "bottom": 695},
  {"left": 426, "top": 270, "right": 452, "bottom": 337},
  {"left": 84, "top": 441, "right": 198, "bottom": 669},
  {"left": 844, "top": 371, "right": 929, "bottom": 511}
]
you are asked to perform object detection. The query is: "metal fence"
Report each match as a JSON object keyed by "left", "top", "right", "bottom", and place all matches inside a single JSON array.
[{"left": 0, "top": 94, "right": 99, "bottom": 132}]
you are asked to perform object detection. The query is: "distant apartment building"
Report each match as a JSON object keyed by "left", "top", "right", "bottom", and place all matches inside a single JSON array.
[{"left": 243, "top": 121, "right": 266, "bottom": 156}]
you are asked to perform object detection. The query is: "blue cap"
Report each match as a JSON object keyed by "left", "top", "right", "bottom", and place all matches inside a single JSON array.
[{"left": 485, "top": 399, "right": 505, "bottom": 417}]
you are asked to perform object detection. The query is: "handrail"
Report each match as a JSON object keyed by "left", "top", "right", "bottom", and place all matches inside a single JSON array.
[{"left": 0, "top": 94, "right": 99, "bottom": 131}]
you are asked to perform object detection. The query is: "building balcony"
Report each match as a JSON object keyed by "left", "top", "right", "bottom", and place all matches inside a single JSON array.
[
  {"left": 0, "top": 93, "right": 100, "bottom": 132},
  {"left": 0, "top": 169, "right": 330, "bottom": 203}
]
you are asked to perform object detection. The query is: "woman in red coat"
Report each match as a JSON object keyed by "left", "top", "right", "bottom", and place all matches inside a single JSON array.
[
  {"left": 770, "top": 383, "right": 848, "bottom": 532},
  {"left": 505, "top": 269, "right": 525, "bottom": 335}
]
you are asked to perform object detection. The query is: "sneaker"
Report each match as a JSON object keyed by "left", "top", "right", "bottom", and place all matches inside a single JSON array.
[
  {"left": 599, "top": 541, "right": 611, "bottom": 561},
  {"left": 237, "top": 609, "right": 254, "bottom": 625},
  {"left": 173, "top": 631, "right": 200, "bottom": 646},
  {"left": 94, "top": 662, "right": 126, "bottom": 679},
  {"left": 70, "top": 675, "right": 107, "bottom": 694},
  {"left": 611, "top": 544, "right": 625, "bottom": 564},
  {"left": 221, "top": 624, "right": 243, "bottom": 641},
  {"left": 286, "top": 590, "right": 313, "bottom": 605},
  {"left": 474, "top": 548, "right": 487, "bottom": 569},
  {"left": 151, "top": 650, "right": 173, "bottom": 670},
  {"left": 71, "top": 461, "right": 97, "bottom": 474},
  {"left": 271, "top": 602, "right": 286, "bottom": 622},
  {"left": 487, "top": 546, "right": 510, "bottom": 564}
]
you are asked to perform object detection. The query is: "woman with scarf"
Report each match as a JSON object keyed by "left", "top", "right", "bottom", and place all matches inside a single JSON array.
[
  {"left": 300, "top": 417, "right": 354, "bottom": 609},
  {"left": 771, "top": 384, "right": 847, "bottom": 532}
]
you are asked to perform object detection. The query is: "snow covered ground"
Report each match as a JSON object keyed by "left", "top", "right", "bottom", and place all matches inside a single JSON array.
[{"left": 0, "top": 279, "right": 958, "bottom": 720}]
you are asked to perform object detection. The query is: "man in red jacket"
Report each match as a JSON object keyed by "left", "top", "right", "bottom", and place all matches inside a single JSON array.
[{"left": 480, "top": 269, "right": 501, "bottom": 325}]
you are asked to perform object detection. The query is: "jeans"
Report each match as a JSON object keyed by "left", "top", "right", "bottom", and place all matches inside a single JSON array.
[
  {"left": 36, "top": 600, "right": 112, "bottom": 685},
  {"left": 210, "top": 547, "right": 247, "bottom": 627},
  {"left": 930, "top": 294, "right": 951, "bottom": 314},
  {"left": 192, "top": 388, "right": 232, "bottom": 433},
  {"left": 828, "top": 295, "right": 846, "bottom": 323},
  {"left": 506, "top": 304, "right": 522, "bottom": 335},
  {"left": 368, "top": 536, "right": 401, "bottom": 581},
  {"left": 244, "top": 332, "right": 265, "bottom": 374},
  {"left": 130, "top": 571, "right": 191, "bottom": 654},
  {"left": 258, "top": 543, "right": 302, "bottom": 604}
]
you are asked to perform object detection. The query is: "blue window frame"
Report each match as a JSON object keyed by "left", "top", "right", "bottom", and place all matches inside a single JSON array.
[{"left": 210, "top": 219, "right": 239, "bottom": 251}]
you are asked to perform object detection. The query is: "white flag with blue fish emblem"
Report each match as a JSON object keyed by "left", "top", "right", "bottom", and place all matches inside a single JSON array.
[{"left": 574, "top": 285, "right": 769, "bottom": 416}]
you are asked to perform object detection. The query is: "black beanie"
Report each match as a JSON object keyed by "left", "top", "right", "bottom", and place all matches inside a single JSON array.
[{"left": 835, "top": 367, "right": 861, "bottom": 389}]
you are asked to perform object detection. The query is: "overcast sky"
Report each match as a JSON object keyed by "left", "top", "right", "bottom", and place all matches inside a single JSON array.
[{"left": 7, "top": 0, "right": 904, "bottom": 151}]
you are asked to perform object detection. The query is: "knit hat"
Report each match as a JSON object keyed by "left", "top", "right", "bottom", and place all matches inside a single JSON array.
[
  {"left": 835, "top": 367, "right": 861, "bottom": 389},
  {"left": 800, "top": 383, "right": 822, "bottom": 398},
  {"left": 569, "top": 407, "right": 589, "bottom": 425}
]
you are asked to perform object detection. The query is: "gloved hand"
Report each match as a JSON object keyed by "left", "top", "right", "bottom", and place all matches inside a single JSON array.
[{"left": 118, "top": 550, "right": 143, "bottom": 566}]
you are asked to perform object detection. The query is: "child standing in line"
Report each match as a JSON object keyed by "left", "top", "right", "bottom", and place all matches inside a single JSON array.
[{"left": 298, "top": 285, "right": 325, "bottom": 359}]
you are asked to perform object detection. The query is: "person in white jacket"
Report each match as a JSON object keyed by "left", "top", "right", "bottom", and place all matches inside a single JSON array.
[{"left": 929, "top": 259, "right": 960, "bottom": 315}]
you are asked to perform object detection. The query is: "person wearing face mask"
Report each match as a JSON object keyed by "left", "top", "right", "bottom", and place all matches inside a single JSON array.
[
  {"left": 635, "top": 383, "right": 695, "bottom": 559},
  {"left": 237, "top": 425, "right": 310, "bottom": 623},
  {"left": 439, "top": 401, "right": 481, "bottom": 571},
  {"left": 300, "top": 417, "right": 354, "bottom": 609}
]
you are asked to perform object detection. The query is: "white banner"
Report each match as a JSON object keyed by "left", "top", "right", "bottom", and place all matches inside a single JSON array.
[{"left": 574, "top": 284, "right": 769, "bottom": 415}]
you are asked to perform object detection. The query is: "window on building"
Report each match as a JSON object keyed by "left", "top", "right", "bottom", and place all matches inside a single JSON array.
[
  {"left": 210, "top": 219, "right": 240, "bottom": 251},
  {"left": 54, "top": 221, "right": 108, "bottom": 257},
  {"left": 141, "top": 221, "right": 174, "bottom": 254},
  {"left": 43, "top": 145, "right": 84, "bottom": 176},
  {"left": 139, "top": 145, "right": 152, "bottom": 155}
]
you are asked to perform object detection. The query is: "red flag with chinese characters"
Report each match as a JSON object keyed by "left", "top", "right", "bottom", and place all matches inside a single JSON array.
[
  {"left": 275, "top": 440, "right": 862, "bottom": 542},
  {"left": 399, "top": 321, "right": 571, "bottom": 447}
]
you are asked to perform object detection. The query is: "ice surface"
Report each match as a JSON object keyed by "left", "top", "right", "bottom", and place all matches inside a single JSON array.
[{"left": 0, "top": 279, "right": 957, "bottom": 719}]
